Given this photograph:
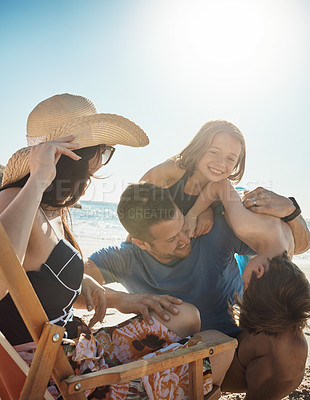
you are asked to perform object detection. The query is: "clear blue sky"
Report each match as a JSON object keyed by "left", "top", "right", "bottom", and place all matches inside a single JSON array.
[{"left": 1, "top": 0, "right": 309, "bottom": 216}]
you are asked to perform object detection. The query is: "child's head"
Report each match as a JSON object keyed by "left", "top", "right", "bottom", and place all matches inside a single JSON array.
[
  {"left": 234, "top": 252, "right": 310, "bottom": 336},
  {"left": 176, "top": 120, "right": 246, "bottom": 183}
]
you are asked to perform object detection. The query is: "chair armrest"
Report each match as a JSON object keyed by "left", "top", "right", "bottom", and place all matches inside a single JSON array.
[{"left": 61, "top": 334, "right": 237, "bottom": 395}]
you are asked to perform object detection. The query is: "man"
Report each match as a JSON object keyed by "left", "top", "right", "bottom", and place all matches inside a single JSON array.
[{"left": 85, "top": 183, "right": 310, "bottom": 399}]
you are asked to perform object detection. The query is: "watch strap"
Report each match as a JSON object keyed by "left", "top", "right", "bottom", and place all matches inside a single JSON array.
[{"left": 281, "top": 197, "right": 301, "bottom": 223}]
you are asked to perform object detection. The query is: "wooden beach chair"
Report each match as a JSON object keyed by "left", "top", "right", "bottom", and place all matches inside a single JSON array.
[{"left": 0, "top": 222, "right": 237, "bottom": 400}]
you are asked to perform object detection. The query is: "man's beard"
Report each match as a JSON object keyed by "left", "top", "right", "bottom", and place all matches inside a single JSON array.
[{"left": 149, "top": 242, "right": 192, "bottom": 262}]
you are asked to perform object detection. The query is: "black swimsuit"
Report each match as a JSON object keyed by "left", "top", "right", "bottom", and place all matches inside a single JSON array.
[
  {"left": 165, "top": 170, "right": 199, "bottom": 215},
  {"left": 0, "top": 212, "right": 84, "bottom": 345}
]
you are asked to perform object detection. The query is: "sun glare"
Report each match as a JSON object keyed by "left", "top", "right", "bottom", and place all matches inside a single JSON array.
[{"left": 146, "top": 0, "right": 306, "bottom": 95}]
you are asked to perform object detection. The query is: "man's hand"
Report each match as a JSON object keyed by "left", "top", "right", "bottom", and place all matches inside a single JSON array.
[
  {"left": 243, "top": 187, "right": 310, "bottom": 253},
  {"left": 107, "top": 290, "right": 183, "bottom": 325},
  {"left": 80, "top": 274, "right": 107, "bottom": 328},
  {"left": 243, "top": 187, "right": 295, "bottom": 218}
]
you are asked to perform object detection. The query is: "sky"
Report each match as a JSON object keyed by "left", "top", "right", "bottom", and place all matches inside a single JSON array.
[{"left": 1, "top": 0, "right": 310, "bottom": 217}]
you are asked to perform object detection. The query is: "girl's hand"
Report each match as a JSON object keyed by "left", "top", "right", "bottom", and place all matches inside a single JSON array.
[
  {"left": 185, "top": 214, "right": 198, "bottom": 238},
  {"left": 193, "top": 207, "right": 214, "bottom": 237},
  {"left": 81, "top": 274, "right": 107, "bottom": 329},
  {"left": 29, "top": 135, "right": 80, "bottom": 190}
]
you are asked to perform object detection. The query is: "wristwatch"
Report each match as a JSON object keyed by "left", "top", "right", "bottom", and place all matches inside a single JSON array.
[{"left": 281, "top": 197, "right": 301, "bottom": 223}]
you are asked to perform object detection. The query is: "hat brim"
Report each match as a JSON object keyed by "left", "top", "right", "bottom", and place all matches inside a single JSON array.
[
  {"left": 3, "top": 113, "right": 149, "bottom": 186},
  {"left": 49, "top": 113, "right": 149, "bottom": 147}
]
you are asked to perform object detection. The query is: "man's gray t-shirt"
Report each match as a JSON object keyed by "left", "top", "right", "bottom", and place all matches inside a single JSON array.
[{"left": 90, "top": 215, "right": 253, "bottom": 336}]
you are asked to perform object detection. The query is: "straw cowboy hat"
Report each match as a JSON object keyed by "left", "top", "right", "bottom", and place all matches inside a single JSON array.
[{"left": 3, "top": 93, "right": 149, "bottom": 186}]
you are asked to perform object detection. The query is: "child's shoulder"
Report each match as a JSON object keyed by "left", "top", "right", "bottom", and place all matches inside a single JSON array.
[{"left": 140, "top": 159, "right": 185, "bottom": 188}]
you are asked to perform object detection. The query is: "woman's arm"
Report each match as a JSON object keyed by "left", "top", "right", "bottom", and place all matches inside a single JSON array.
[
  {"left": 0, "top": 136, "right": 80, "bottom": 299},
  {"left": 0, "top": 182, "right": 47, "bottom": 263},
  {"left": 0, "top": 137, "right": 80, "bottom": 262},
  {"left": 73, "top": 273, "right": 107, "bottom": 328},
  {"left": 83, "top": 258, "right": 183, "bottom": 325}
]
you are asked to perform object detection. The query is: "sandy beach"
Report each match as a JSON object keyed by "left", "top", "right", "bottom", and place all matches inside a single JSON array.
[{"left": 76, "top": 234, "right": 310, "bottom": 399}]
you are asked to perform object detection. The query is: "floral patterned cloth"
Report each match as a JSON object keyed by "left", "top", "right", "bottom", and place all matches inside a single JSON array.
[{"left": 15, "top": 315, "right": 212, "bottom": 399}]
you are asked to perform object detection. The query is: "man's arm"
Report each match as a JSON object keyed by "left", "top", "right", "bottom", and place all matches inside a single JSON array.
[
  {"left": 84, "top": 258, "right": 106, "bottom": 285},
  {"left": 286, "top": 216, "right": 310, "bottom": 254},
  {"left": 243, "top": 187, "right": 310, "bottom": 254},
  {"left": 84, "top": 258, "right": 183, "bottom": 324}
]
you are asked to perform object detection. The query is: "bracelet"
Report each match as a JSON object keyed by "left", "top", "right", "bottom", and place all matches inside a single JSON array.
[{"left": 281, "top": 197, "right": 301, "bottom": 223}]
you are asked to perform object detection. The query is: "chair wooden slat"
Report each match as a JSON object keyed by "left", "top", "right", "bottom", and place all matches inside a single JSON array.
[
  {"left": 20, "top": 322, "right": 65, "bottom": 400},
  {"left": 189, "top": 359, "right": 204, "bottom": 399},
  {"left": 0, "top": 332, "right": 55, "bottom": 400}
]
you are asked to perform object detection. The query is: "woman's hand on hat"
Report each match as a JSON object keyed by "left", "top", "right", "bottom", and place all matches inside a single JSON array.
[{"left": 29, "top": 135, "right": 80, "bottom": 190}]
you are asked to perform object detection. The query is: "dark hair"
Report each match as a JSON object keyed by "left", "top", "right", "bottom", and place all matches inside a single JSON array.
[
  {"left": 1, "top": 145, "right": 101, "bottom": 253},
  {"left": 117, "top": 182, "right": 176, "bottom": 242},
  {"left": 234, "top": 252, "right": 310, "bottom": 336}
]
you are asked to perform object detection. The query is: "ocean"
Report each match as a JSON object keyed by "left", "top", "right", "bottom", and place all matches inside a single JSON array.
[
  {"left": 71, "top": 200, "right": 127, "bottom": 257},
  {"left": 71, "top": 200, "right": 310, "bottom": 263}
]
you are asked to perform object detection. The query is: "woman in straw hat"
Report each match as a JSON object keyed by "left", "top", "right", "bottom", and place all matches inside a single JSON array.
[{"left": 0, "top": 94, "right": 216, "bottom": 399}]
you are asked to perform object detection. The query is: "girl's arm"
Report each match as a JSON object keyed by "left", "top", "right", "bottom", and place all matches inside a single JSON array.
[
  {"left": 185, "top": 186, "right": 216, "bottom": 237},
  {"left": 186, "top": 184, "right": 216, "bottom": 219},
  {"left": 140, "top": 160, "right": 184, "bottom": 188},
  {"left": 204, "top": 180, "right": 294, "bottom": 257}
]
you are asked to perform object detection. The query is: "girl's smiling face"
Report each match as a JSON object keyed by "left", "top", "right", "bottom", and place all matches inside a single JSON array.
[{"left": 196, "top": 131, "right": 242, "bottom": 182}]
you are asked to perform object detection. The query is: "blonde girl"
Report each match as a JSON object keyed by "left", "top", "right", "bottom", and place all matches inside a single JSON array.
[{"left": 141, "top": 120, "right": 246, "bottom": 236}]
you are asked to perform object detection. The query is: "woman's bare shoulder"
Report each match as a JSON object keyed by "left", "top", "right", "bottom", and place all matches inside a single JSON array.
[{"left": 140, "top": 159, "right": 184, "bottom": 188}]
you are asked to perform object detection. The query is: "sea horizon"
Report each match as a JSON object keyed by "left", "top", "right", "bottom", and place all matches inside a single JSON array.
[
  {"left": 77, "top": 199, "right": 310, "bottom": 222},
  {"left": 72, "top": 200, "right": 310, "bottom": 266}
]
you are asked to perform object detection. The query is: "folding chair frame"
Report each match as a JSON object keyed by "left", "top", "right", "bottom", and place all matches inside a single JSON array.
[{"left": 0, "top": 222, "right": 237, "bottom": 399}]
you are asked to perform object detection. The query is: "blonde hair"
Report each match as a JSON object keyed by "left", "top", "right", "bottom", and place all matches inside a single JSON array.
[{"left": 175, "top": 120, "right": 246, "bottom": 183}]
